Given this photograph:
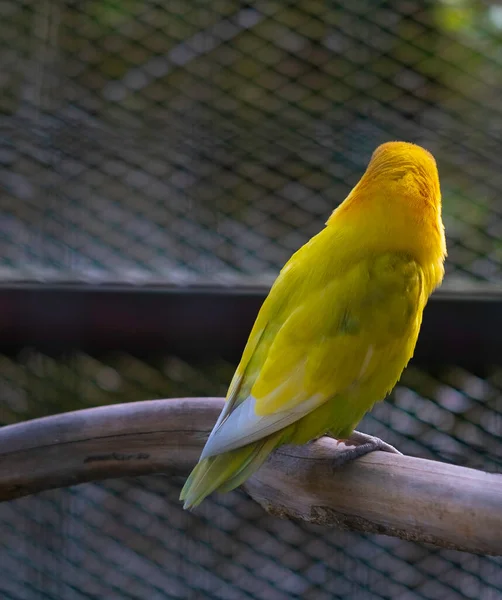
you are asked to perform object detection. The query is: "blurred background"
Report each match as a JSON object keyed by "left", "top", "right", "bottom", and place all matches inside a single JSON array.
[{"left": 0, "top": 1, "right": 501, "bottom": 599}]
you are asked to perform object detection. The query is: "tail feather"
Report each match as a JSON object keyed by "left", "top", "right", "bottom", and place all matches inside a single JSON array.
[
  {"left": 180, "top": 434, "right": 281, "bottom": 509},
  {"left": 216, "top": 435, "right": 280, "bottom": 494}
]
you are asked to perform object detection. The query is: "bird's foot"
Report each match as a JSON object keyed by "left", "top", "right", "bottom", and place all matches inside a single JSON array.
[{"left": 331, "top": 430, "right": 401, "bottom": 469}]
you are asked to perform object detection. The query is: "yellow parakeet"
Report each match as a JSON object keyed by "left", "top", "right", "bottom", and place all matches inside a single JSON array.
[{"left": 180, "top": 141, "right": 446, "bottom": 509}]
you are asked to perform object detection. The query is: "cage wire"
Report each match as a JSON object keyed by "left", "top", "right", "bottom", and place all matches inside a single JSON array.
[
  {"left": 0, "top": 355, "right": 501, "bottom": 600},
  {"left": 0, "top": 0, "right": 502, "bottom": 599}
]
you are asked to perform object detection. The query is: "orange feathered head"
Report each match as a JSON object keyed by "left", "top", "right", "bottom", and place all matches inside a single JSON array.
[
  {"left": 360, "top": 141, "right": 441, "bottom": 204},
  {"left": 328, "top": 141, "right": 446, "bottom": 266}
]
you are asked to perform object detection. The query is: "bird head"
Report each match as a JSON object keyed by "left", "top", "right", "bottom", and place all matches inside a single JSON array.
[
  {"left": 357, "top": 141, "right": 441, "bottom": 208},
  {"left": 327, "top": 141, "right": 446, "bottom": 271}
]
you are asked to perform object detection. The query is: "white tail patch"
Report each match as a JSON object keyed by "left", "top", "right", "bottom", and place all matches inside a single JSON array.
[{"left": 200, "top": 393, "right": 324, "bottom": 459}]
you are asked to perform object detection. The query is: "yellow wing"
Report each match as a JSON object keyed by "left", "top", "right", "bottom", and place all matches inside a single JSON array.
[{"left": 201, "top": 242, "right": 425, "bottom": 459}]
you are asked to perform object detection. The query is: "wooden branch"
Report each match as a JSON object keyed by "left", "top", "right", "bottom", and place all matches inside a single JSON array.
[{"left": 0, "top": 398, "right": 500, "bottom": 555}]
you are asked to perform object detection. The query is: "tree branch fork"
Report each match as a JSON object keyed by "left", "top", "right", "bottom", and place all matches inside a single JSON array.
[{"left": 0, "top": 398, "right": 500, "bottom": 556}]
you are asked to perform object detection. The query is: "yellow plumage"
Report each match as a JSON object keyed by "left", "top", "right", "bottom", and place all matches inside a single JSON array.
[{"left": 180, "top": 141, "right": 446, "bottom": 509}]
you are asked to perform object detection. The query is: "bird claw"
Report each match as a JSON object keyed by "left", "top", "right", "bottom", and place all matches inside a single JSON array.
[{"left": 331, "top": 430, "right": 401, "bottom": 470}]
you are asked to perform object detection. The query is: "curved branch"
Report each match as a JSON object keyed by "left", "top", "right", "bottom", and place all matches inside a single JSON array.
[{"left": 0, "top": 397, "right": 500, "bottom": 555}]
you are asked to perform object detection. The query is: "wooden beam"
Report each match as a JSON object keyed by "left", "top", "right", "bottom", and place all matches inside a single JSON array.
[
  {"left": 0, "top": 397, "right": 500, "bottom": 555},
  {"left": 0, "top": 284, "right": 501, "bottom": 365}
]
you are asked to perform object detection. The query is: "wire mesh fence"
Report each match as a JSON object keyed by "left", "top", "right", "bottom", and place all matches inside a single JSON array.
[
  {"left": 1, "top": 1, "right": 502, "bottom": 284},
  {"left": 1, "top": 0, "right": 502, "bottom": 598},
  {"left": 0, "top": 354, "right": 501, "bottom": 600}
]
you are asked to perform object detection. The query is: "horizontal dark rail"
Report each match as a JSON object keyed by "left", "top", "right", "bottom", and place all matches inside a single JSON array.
[{"left": 1, "top": 284, "right": 501, "bottom": 365}]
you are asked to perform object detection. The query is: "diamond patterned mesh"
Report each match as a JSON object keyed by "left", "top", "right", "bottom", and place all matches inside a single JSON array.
[
  {"left": 0, "top": 354, "right": 501, "bottom": 599},
  {"left": 1, "top": 1, "right": 502, "bottom": 284}
]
